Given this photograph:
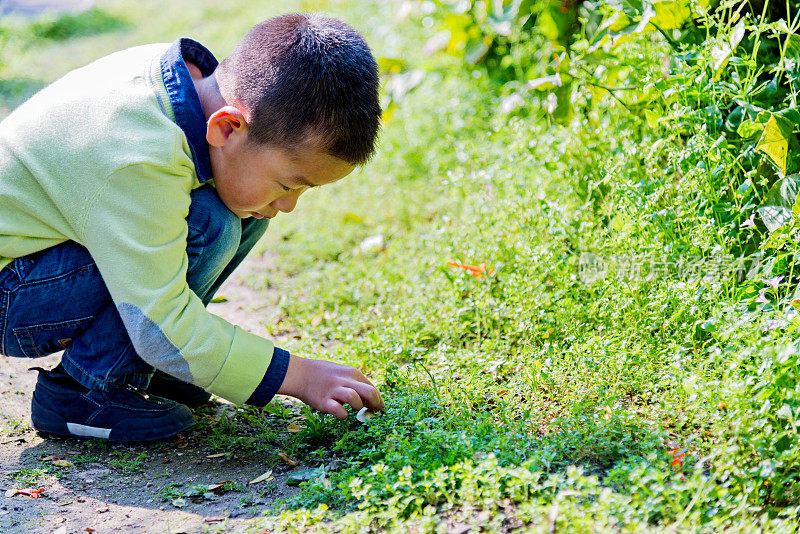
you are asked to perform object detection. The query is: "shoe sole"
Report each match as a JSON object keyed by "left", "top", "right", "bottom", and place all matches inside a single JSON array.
[{"left": 31, "top": 393, "right": 195, "bottom": 443}]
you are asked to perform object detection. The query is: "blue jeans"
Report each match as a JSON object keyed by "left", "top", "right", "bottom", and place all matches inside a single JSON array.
[{"left": 0, "top": 185, "right": 269, "bottom": 391}]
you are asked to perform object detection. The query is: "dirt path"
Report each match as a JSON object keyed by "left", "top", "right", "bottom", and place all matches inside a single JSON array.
[
  {"left": 0, "top": 0, "right": 93, "bottom": 16},
  {"left": 0, "top": 252, "right": 308, "bottom": 533}
]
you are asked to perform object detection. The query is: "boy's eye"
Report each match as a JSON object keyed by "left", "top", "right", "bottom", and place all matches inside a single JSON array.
[{"left": 280, "top": 184, "right": 292, "bottom": 192}]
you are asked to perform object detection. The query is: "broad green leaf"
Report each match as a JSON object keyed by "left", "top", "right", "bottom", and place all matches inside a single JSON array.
[
  {"left": 464, "top": 38, "right": 490, "bottom": 64},
  {"left": 776, "top": 404, "right": 793, "bottom": 419},
  {"left": 631, "top": 4, "right": 656, "bottom": 35},
  {"left": 775, "top": 107, "right": 800, "bottom": 127},
  {"left": 775, "top": 434, "right": 793, "bottom": 452},
  {"left": 756, "top": 115, "right": 797, "bottom": 175},
  {"left": 644, "top": 109, "right": 661, "bottom": 128},
  {"left": 378, "top": 57, "right": 407, "bottom": 75},
  {"left": 757, "top": 174, "right": 800, "bottom": 232},
  {"left": 786, "top": 33, "right": 800, "bottom": 59},
  {"left": 711, "top": 19, "right": 746, "bottom": 73},
  {"left": 730, "top": 18, "right": 745, "bottom": 49},
  {"left": 737, "top": 119, "right": 765, "bottom": 139},
  {"left": 599, "top": 9, "right": 633, "bottom": 33},
  {"left": 385, "top": 69, "right": 426, "bottom": 102},
  {"left": 587, "top": 11, "right": 631, "bottom": 51},
  {"left": 711, "top": 40, "right": 732, "bottom": 72},
  {"left": 527, "top": 74, "right": 562, "bottom": 91},
  {"left": 550, "top": 82, "right": 574, "bottom": 125},
  {"left": 651, "top": 0, "right": 691, "bottom": 30}
]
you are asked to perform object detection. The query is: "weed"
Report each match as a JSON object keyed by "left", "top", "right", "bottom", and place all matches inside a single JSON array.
[
  {"left": 70, "top": 454, "right": 100, "bottom": 465},
  {"left": 203, "top": 408, "right": 280, "bottom": 453},
  {"left": 1, "top": 418, "right": 29, "bottom": 434},
  {"left": 108, "top": 451, "right": 147, "bottom": 475},
  {"left": 159, "top": 482, "right": 183, "bottom": 502},
  {"left": 12, "top": 467, "right": 49, "bottom": 487}
]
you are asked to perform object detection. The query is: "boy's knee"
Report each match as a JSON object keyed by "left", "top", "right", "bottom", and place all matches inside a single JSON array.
[
  {"left": 206, "top": 208, "right": 242, "bottom": 267},
  {"left": 187, "top": 187, "right": 242, "bottom": 266}
]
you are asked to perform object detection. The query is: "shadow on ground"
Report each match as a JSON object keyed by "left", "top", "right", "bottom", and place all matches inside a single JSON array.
[
  {"left": 0, "top": 357, "right": 315, "bottom": 533},
  {"left": 0, "top": 253, "right": 318, "bottom": 533}
]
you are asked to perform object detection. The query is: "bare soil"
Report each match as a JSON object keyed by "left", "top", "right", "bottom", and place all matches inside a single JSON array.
[{"left": 0, "top": 252, "right": 308, "bottom": 533}]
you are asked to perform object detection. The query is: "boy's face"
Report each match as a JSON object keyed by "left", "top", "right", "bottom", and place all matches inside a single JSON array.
[{"left": 209, "top": 134, "right": 355, "bottom": 219}]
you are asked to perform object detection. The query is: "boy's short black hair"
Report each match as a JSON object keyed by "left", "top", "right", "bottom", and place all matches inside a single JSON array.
[{"left": 215, "top": 14, "right": 381, "bottom": 165}]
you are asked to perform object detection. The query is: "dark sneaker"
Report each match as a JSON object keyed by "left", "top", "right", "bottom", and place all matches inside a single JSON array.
[
  {"left": 30, "top": 365, "right": 195, "bottom": 443},
  {"left": 146, "top": 370, "right": 212, "bottom": 409}
]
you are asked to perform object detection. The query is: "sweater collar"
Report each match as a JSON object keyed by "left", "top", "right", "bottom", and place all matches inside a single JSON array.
[{"left": 160, "top": 38, "right": 218, "bottom": 183}]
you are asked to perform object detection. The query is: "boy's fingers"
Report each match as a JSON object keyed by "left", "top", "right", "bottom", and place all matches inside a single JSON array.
[
  {"left": 324, "top": 398, "right": 349, "bottom": 420},
  {"left": 334, "top": 387, "right": 364, "bottom": 412},
  {"left": 352, "top": 381, "right": 384, "bottom": 411},
  {"left": 343, "top": 365, "right": 383, "bottom": 410},
  {"left": 346, "top": 368, "right": 372, "bottom": 388}
]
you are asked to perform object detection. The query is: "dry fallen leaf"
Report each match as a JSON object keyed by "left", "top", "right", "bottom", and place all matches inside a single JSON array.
[
  {"left": 206, "top": 481, "right": 232, "bottom": 495},
  {"left": 85, "top": 528, "right": 96, "bottom": 533},
  {"left": 286, "top": 423, "right": 302, "bottom": 433},
  {"left": 278, "top": 452, "right": 298, "bottom": 466},
  {"left": 206, "top": 453, "right": 226, "bottom": 459},
  {"left": 248, "top": 470, "right": 274, "bottom": 485},
  {"left": 204, "top": 516, "right": 227, "bottom": 523},
  {"left": 161, "top": 433, "right": 188, "bottom": 451},
  {"left": 51, "top": 459, "right": 73, "bottom": 468}
]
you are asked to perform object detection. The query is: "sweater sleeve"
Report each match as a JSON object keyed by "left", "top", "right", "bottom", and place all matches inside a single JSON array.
[
  {"left": 79, "top": 162, "right": 278, "bottom": 404},
  {"left": 247, "top": 347, "right": 291, "bottom": 406}
]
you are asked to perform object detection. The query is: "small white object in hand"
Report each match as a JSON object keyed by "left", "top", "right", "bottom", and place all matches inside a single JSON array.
[{"left": 356, "top": 407, "right": 376, "bottom": 422}]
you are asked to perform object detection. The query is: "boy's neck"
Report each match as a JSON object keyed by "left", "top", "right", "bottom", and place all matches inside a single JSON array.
[{"left": 186, "top": 60, "right": 227, "bottom": 122}]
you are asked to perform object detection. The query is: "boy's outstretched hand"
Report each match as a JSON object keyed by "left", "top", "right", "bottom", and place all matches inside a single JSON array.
[{"left": 277, "top": 354, "right": 384, "bottom": 419}]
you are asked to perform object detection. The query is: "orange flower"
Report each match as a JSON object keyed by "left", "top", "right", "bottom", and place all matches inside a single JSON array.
[
  {"left": 447, "top": 261, "right": 495, "bottom": 278},
  {"left": 668, "top": 447, "right": 687, "bottom": 468}
]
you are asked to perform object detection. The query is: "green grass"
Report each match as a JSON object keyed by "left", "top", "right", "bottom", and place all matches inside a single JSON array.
[
  {"left": 108, "top": 451, "right": 148, "bottom": 474},
  {"left": 11, "top": 467, "right": 49, "bottom": 487},
  {"left": 3, "top": 0, "right": 800, "bottom": 532},
  {"left": 1, "top": 418, "right": 30, "bottom": 434}
]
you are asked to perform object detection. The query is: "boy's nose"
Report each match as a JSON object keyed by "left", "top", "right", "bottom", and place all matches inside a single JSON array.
[{"left": 271, "top": 192, "right": 299, "bottom": 213}]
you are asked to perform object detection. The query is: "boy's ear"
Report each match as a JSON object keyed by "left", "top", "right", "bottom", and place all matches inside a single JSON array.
[{"left": 206, "top": 106, "right": 248, "bottom": 147}]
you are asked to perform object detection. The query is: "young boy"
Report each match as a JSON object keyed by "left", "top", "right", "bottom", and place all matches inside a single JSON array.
[{"left": 0, "top": 13, "right": 384, "bottom": 442}]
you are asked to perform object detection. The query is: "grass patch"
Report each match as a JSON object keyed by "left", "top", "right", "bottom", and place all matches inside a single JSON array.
[
  {"left": 12, "top": 467, "right": 50, "bottom": 487},
  {"left": 28, "top": 8, "right": 129, "bottom": 41},
  {"left": 108, "top": 451, "right": 147, "bottom": 475}
]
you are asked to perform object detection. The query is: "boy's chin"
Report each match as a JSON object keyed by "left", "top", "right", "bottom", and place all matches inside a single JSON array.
[{"left": 229, "top": 209, "right": 253, "bottom": 219}]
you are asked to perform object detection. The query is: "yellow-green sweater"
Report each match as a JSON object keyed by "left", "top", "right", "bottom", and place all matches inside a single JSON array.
[{"left": 0, "top": 39, "right": 284, "bottom": 404}]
